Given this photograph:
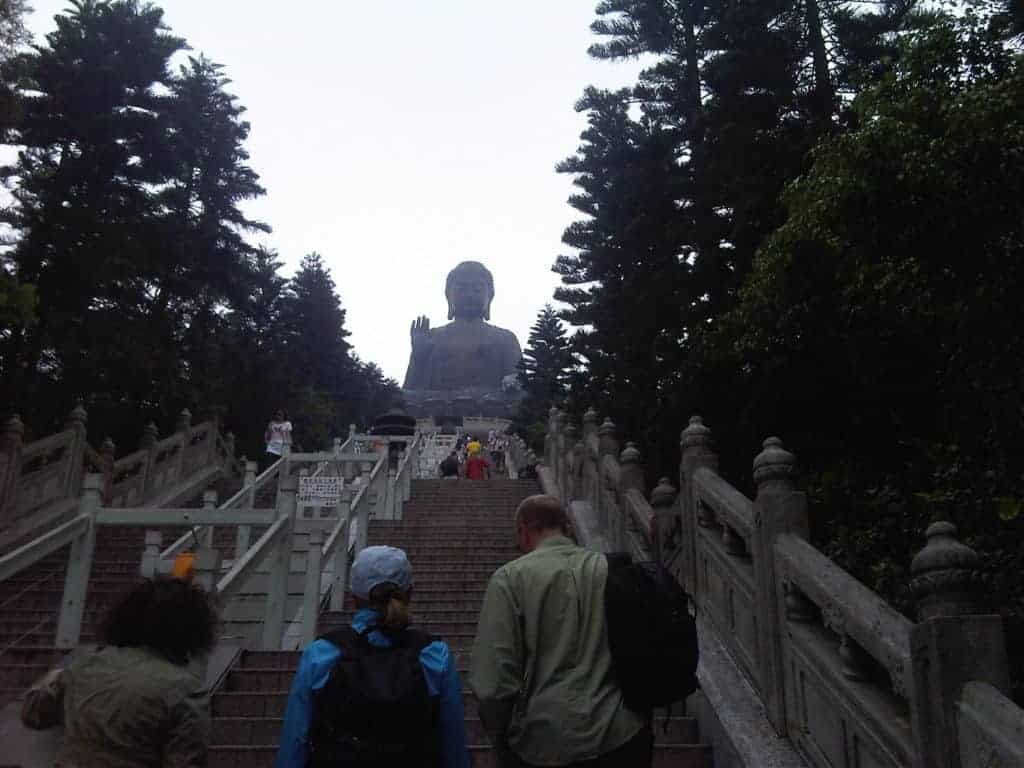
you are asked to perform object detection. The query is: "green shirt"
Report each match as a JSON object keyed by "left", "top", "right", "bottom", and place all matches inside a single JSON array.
[
  {"left": 22, "top": 645, "right": 210, "bottom": 768},
  {"left": 469, "top": 535, "right": 644, "bottom": 766}
]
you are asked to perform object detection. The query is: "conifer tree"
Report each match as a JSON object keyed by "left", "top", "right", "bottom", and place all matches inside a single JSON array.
[{"left": 518, "top": 305, "right": 574, "bottom": 410}]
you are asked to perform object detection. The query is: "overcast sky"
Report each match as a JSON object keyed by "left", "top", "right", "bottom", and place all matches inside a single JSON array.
[{"left": 23, "top": 1, "right": 646, "bottom": 383}]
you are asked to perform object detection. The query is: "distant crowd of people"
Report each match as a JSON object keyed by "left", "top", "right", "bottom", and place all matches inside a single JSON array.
[
  {"left": 21, "top": 493, "right": 697, "bottom": 768},
  {"left": 438, "top": 430, "right": 509, "bottom": 480}
]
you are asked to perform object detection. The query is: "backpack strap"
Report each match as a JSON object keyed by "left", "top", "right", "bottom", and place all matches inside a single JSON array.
[
  {"left": 318, "top": 625, "right": 435, "bottom": 655},
  {"left": 318, "top": 626, "right": 365, "bottom": 658}
]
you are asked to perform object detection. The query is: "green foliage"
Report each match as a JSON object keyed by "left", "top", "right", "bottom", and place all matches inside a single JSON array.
[
  {"left": 558, "top": 0, "right": 1024, "bottom": 700},
  {"left": 516, "top": 305, "right": 575, "bottom": 448},
  {"left": 0, "top": 1, "right": 399, "bottom": 458}
]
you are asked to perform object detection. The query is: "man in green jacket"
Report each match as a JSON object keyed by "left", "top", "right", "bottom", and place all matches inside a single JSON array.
[{"left": 469, "top": 494, "right": 651, "bottom": 767}]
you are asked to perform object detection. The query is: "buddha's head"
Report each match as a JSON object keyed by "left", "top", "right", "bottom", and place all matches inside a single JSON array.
[{"left": 446, "top": 261, "right": 495, "bottom": 321}]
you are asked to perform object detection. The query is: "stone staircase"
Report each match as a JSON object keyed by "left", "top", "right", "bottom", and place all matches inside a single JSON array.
[
  {"left": 206, "top": 478, "right": 713, "bottom": 768},
  {"left": 0, "top": 473, "right": 261, "bottom": 709}
]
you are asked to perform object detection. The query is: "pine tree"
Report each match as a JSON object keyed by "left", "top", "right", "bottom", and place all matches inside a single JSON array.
[
  {"left": 0, "top": 0, "right": 187, "bottom": 434},
  {"left": 518, "top": 305, "right": 574, "bottom": 409}
]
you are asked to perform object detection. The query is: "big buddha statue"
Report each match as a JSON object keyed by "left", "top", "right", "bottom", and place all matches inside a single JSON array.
[{"left": 403, "top": 261, "right": 522, "bottom": 405}]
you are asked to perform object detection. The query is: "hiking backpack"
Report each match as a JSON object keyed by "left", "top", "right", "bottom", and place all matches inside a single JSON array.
[
  {"left": 604, "top": 552, "right": 699, "bottom": 713},
  {"left": 307, "top": 627, "right": 440, "bottom": 768}
]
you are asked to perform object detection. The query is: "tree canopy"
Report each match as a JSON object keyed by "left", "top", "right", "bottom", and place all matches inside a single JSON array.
[
  {"left": 0, "top": 0, "right": 400, "bottom": 458},
  {"left": 554, "top": 0, "right": 1024, "bottom": 700}
]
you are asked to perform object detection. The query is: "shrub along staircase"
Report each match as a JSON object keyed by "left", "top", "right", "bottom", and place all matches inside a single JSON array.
[{"left": 206, "top": 478, "right": 712, "bottom": 768}]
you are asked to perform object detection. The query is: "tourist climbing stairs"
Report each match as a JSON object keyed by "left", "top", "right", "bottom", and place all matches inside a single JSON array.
[{"left": 207, "top": 478, "right": 713, "bottom": 768}]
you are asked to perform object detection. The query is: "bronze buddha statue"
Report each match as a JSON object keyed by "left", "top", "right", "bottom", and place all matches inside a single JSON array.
[{"left": 403, "top": 261, "right": 522, "bottom": 393}]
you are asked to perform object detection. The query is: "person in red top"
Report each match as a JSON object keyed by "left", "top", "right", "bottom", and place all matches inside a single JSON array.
[{"left": 465, "top": 452, "right": 491, "bottom": 480}]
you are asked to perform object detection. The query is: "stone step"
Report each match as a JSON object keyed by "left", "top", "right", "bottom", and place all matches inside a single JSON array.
[
  {"left": 210, "top": 715, "right": 699, "bottom": 747},
  {"left": 207, "top": 742, "right": 710, "bottom": 768}
]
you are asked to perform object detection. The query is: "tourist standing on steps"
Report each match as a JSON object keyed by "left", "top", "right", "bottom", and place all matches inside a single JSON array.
[
  {"left": 265, "top": 409, "right": 292, "bottom": 469},
  {"left": 469, "top": 495, "right": 651, "bottom": 768},
  {"left": 465, "top": 449, "right": 491, "bottom": 480},
  {"left": 439, "top": 450, "right": 460, "bottom": 479},
  {"left": 21, "top": 578, "right": 217, "bottom": 768},
  {"left": 275, "top": 546, "right": 470, "bottom": 768}
]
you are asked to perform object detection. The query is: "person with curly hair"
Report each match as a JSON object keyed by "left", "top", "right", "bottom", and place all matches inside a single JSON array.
[{"left": 21, "top": 577, "right": 218, "bottom": 768}]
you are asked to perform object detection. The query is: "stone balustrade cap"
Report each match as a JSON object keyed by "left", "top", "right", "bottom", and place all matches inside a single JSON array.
[
  {"left": 753, "top": 436, "right": 797, "bottom": 486},
  {"left": 68, "top": 401, "right": 88, "bottom": 423},
  {"left": 3, "top": 414, "right": 24, "bottom": 435},
  {"left": 144, "top": 421, "right": 159, "bottom": 435},
  {"left": 680, "top": 415, "right": 713, "bottom": 449},
  {"left": 910, "top": 521, "right": 983, "bottom": 618},
  {"left": 620, "top": 442, "right": 641, "bottom": 464},
  {"left": 101, "top": 437, "right": 116, "bottom": 453},
  {"left": 911, "top": 521, "right": 979, "bottom": 576},
  {"left": 598, "top": 417, "right": 616, "bottom": 436},
  {"left": 651, "top": 477, "right": 677, "bottom": 507},
  {"left": 583, "top": 407, "right": 599, "bottom": 424}
]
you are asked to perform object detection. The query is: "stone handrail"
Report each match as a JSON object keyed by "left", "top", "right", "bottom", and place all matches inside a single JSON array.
[
  {"left": 0, "top": 513, "right": 90, "bottom": 584},
  {"left": 543, "top": 408, "right": 1021, "bottom": 768},
  {"left": 1, "top": 404, "right": 238, "bottom": 551}
]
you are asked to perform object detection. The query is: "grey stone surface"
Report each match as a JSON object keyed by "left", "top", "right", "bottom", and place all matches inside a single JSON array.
[
  {"left": 402, "top": 261, "right": 522, "bottom": 417},
  {"left": 693, "top": 614, "right": 807, "bottom": 768},
  {"left": 957, "top": 681, "right": 1024, "bottom": 768}
]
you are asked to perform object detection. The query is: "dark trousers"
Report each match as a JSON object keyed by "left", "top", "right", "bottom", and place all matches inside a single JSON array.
[{"left": 502, "top": 726, "right": 654, "bottom": 768}]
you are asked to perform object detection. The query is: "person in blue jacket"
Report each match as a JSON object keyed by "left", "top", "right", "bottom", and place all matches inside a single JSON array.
[{"left": 274, "top": 545, "right": 470, "bottom": 768}]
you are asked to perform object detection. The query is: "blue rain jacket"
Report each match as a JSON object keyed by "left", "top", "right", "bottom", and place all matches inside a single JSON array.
[{"left": 274, "top": 608, "right": 470, "bottom": 768}]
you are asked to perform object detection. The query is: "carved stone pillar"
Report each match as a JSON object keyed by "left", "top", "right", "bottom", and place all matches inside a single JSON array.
[
  {"left": 908, "top": 521, "right": 1010, "bottom": 768},
  {"left": 64, "top": 401, "right": 88, "bottom": 499},
  {"left": 751, "top": 436, "right": 807, "bottom": 736},
  {"left": 0, "top": 414, "right": 25, "bottom": 526},
  {"left": 99, "top": 437, "right": 116, "bottom": 505},
  {"left": 679, "top": 416, "right": 717, "bottom": 595},
  {"left": 649, "top": 477, "right": 678, "bottom": 566}
]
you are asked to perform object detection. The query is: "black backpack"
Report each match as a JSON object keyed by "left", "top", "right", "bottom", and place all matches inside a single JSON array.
[
  {"left": 308, "top": 626, "right": 440, "bottom": 768},
  {"left": 604, "top": 552, "right": 699, "bottom": 713}
]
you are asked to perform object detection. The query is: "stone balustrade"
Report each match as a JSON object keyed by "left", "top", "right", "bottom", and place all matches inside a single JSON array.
[
  {"left": 541, "top": 407, "right": 1022, "bottom": 768},
  {"left": 0, "top": 429, "right": 414, "bottom": 653},
  {"left": 0, "top": 403, "right": 240, "bottom": 553}
]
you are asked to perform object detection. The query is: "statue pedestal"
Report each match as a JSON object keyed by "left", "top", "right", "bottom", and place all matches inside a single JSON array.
[{"left": 402, "top": 387, "right": 522, "bottom": 432}]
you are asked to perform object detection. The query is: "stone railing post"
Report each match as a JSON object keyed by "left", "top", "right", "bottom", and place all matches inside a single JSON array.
[
  {"left": 56, "top": 474, "right": 103, "bottom": 648},
  {"left": 650, "top": 477, "right": 678, "bottom": 566},
  {"left": 99, "top": 438, "right": 116, "bottom": 504},
  {"left": 562, "top": 423, "right": 578, "bottom": 505},
  {"left": 553, "top": 410, "right": 565, "bottom": 493},
  {"left": 139, "top": 530, "right": 163, "bottom": 578},
  {"left": 234, "top": 460, "right": 258, "bottom": 560},
  {"left": 64, "top": 401, "right": 88, "bottom": 499},
  {"left": 907, "top": 522, "right": 1011, "bottom": 768},
  {"left": 200, "top": 489, "right": 217, "bottom": 548},
  {"left": 619, "top": 442, "right": 645, "bottom": 551},
  {"left": 192, "top": 546, "right": 222, "bottom": 594},
  {"left": 545, "top": 407, "right": 558, "bottom": 469},
  {"left": 679, "top": 416, "right": 718, "bottom": 595},
  {"left": 262, "top": 474, "right": 297, "bottom": 650},
  {"left": 581, "top": 409, "right": 599, "bottom": 506},
  {"left": 140, "top": 421, "right": 159, "bottom": 498},
  {"left": 597, "top": 418, "right": 619, "bottom": 533},
  {"left": 751, "top": 436, "right": 807, "bottom": 735},
  {"left": 329, "top": 489, "right": 353, "bottom": 612},
  {"left": 301, "top": 528, "right": 325, "bottom": 646},
  {"left": 0, "top": 414, "right": 25, "bottom": 527},
  {"left": 571, "top": 439, "right": 584, "bottom": 500},
  {"left": 224, "top": 432, "right": 236, "bottom": 475},
  {"left": 175, "top": 408, "right": 191, "bottom": 479}
]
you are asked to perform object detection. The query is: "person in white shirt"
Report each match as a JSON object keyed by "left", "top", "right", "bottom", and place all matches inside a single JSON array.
[{"left": 265, "top": 410, "right": 292, "bottom": 463}]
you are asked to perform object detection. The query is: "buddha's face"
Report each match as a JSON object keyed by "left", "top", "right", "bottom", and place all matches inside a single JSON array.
[{"left": 446, "top": 267, "right": 492, "bottom": 320}]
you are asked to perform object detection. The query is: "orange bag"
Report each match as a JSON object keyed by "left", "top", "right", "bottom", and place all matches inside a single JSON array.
[{"left": 172, "top": 552, "right": 195, "bottom": 581}]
